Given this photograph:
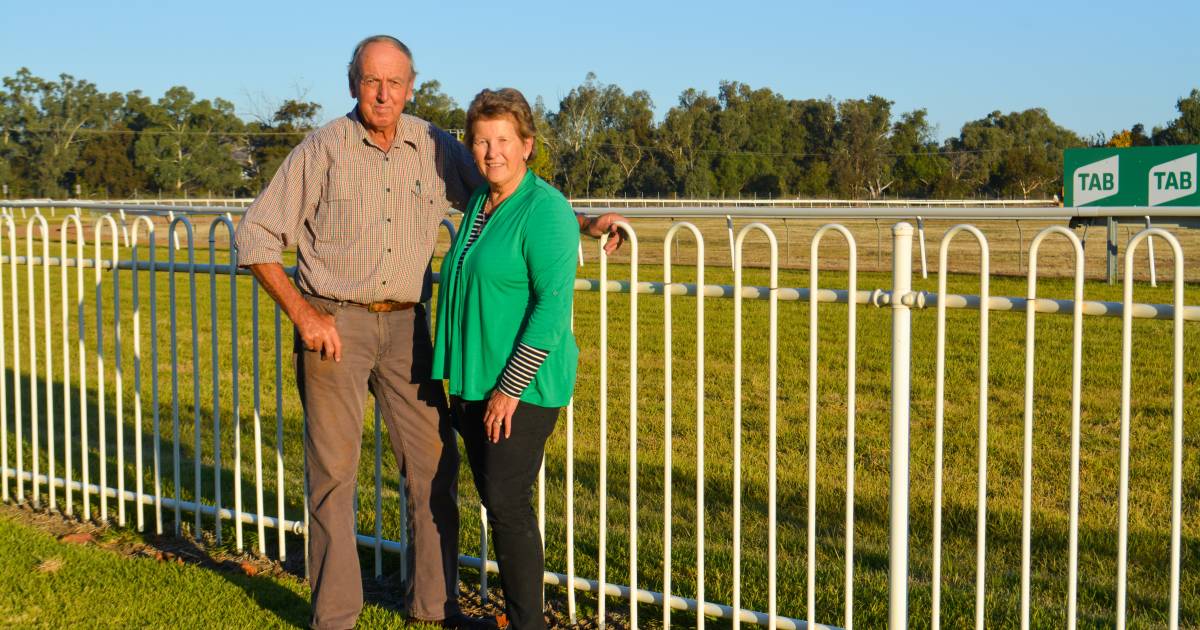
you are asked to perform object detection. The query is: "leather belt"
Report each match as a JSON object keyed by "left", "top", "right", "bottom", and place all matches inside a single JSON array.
[{"left": 345, "top": 300, "right": 418, "bottom": 313}]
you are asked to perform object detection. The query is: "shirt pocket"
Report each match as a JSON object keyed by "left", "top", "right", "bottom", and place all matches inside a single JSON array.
[
  {"left": 312, "top": 180, "right": 367, "bottom": 254},
  {"left": 415, "top": 161, "right": 452, "bottom": 212},
  {"left": 412, "top": 184, "right": 450, "bottom": 249}
]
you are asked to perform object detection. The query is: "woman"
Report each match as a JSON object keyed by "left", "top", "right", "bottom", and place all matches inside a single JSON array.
[{"left": 431, "top": 88, "right": 579, "bottom": 630}]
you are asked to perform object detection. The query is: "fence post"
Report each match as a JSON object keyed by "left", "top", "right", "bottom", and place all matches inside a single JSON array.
[
  {"left": 889, "top": 222, "right": 913, "bottom": 629},
  {"left": 1106, "top": 217, "right": 1118, "bottom": 285}
]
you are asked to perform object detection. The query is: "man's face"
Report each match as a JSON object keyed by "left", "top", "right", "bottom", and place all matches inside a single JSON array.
[{"left": 351, "top": 41, "right": 414, "bottom": 135}]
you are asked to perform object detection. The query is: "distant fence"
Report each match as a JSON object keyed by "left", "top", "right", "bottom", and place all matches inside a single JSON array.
[
  {"left": 53, "top": 197, "right": 1062, "bottom": 209},
  {"left": 0, "top": 200, "right": 1196, "bottom": 628},
  {"left": 6, "top": 199, "right": 1200, "bottom": 283}
]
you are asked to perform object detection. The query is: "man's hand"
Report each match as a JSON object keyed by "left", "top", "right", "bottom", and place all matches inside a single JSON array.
[
  {"left": 483, "top": 390, "right": 520, "bottom": 442},
  {"left": 296, "top": 302, "right": 342, "bottom": 362},
  {"left": 580, "top": 212, "right": 629, "bottom": 255},
  {"left": 247, "top": 262, "right": 344, "bottom": 362}
]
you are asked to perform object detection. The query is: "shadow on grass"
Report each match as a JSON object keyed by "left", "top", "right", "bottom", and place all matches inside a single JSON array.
[{"left": 145, "top": 530, "right": 312, "bottom": 627}]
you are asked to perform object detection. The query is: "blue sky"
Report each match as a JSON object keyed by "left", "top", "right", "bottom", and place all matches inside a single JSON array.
[{"left": 3, "top": 0, "right": 1197, "bottom": 141}]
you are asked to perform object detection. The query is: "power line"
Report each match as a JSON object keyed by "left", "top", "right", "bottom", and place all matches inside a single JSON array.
[
  {"left": 8, "top": 126, "right": 313, "bottom": 137},
  {"left": 591, "top": 140, "right": 1066, "bottom": 159}
]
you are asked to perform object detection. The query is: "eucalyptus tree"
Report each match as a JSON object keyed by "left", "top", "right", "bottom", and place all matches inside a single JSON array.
[
  {"left": 245, "top": 99, "right": 321, "bottom": 194},
  {"left": 831, "top": 95, "right": 894, "bottom": 198},
  {"left": 952, "top": 108, "right": 1081, "bottom": 198},
  {"left": 890, "top": 109, "right": 946, "bottom": 198},
  {"left": 707, "top": 81, "right": 788, "bottom": 197},
  {"left": 408, "top": 80, "right": 466, "bottom": 131},
  {"left": 0, "top": 76, "right": 28, "bottom": 196},
  {"left": 659, "top": 87, "right": 722, "bottom": 197},
  {"left": 134, "top": 86, "right": 246, "bottom": 196},
  {"left": 0, "top": 68, "right": 124, "bottom": 196},
  {"left": 546, "top": 73, "right": 656, "bottom": 197},
  {"left": 1153, "top": 88, "right": 1200, "bottom": 145},
  {"left": 74, "top": 122, "right": 144, "bottom": 197},
  {"left": 784, "top": 98, "right": 836, "bottom": 196},
  {"left": 70, "top": 89, "right": 160, "bottom": 198},
  {"left": 997, "top": 108, "right": 1081, "bottom": 198}
]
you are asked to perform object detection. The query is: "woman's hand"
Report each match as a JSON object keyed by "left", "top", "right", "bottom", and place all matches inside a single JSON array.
[{"left": 484, "top": 390, "right": 520, "bottom": 442}]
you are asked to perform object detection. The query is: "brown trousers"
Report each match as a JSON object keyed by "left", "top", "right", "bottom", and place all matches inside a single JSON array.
[{"left": 297, "top": 296, "right": 459, "bottom": 630}]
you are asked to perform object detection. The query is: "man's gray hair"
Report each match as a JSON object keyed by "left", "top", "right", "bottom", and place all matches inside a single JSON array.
[{"left": 348, "top": 35, "right": 416, "bottom": 91}]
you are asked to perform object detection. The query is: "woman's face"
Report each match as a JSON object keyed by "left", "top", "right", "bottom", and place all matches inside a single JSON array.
[{"left": 470, "top": 115, "right": 533, "bottom": 192}]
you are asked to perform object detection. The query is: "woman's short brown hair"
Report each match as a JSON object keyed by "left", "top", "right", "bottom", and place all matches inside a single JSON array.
[{"left": 464, "top": 88, "right": 537, "bottom": 162}]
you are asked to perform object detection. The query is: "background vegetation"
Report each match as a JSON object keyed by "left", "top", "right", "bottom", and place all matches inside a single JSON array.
[{"left": 2, "top": 68, "right": 1199, "bottom": 200}]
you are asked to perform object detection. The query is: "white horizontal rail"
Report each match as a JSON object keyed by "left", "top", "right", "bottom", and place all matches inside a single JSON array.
[
  {"left": 2, "top": 467, "right": 302, "bottom": 533},
  {"left": 4, "top": 199, "right": 1199, "bottom": 220},
  {"left": 2, "top": 197, "right": 1060, "bottom": 209},
  {"left": 570, "top": 278, "right": 1200, "bottom": 320},
  {"left": 27, "top": 197, "right": 1055, "bottom": 207},
  {"left": 571, "top": 197, "right": 1054, "bottom": 207},
  {"left": 2, "top": 254, "right": 1195, "bottom": 321}
]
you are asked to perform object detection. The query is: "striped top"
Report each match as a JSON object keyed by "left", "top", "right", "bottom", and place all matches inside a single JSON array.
[
  {"left": 235, "top": 109, "right": 482, "bottom": 303},
  {"left": 455, "top": 208, "right": 550, "bottom": 398}
]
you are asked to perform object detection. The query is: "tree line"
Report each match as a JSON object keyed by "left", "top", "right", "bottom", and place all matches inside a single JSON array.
[{"left": 2, "top": 68, "right": 1198, "bottom": 200}]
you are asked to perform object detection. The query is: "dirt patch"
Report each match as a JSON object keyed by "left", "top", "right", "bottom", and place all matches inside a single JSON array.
[
  {"left": 34, "top": 557, "right": 65, "bottom": 573},
  {"left": 0, "top": 501, "right": 289, "bottom": 580}
]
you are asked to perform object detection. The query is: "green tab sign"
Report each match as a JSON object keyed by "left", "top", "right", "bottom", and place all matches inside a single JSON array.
[{"left": 1064, "top": 145, "right": 1200, "bottom": 207}]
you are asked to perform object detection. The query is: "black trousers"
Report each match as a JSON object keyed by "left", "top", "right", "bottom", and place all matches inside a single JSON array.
[{"left": 451, "top": 397, "right": 560, "bottom": 630}]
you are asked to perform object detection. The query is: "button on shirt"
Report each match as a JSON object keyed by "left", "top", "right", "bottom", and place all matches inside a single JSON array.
[{"left": 235, "top": 110, "right": 482, "bottom": 303}]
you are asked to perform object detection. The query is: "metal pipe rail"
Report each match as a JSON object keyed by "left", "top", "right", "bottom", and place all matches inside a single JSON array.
[
  {"left": 5, "top": 198, "right": 1059, "bottom": 209},
  {"left": 0, "top": 212, "right": 1195, "bottom": 628},
  {"left": 8, "top": 201, "right": 1196, "bottom": 287},
  {"left": 4, "top": 252, "right": 1198, "bottom": 322},
  {"left": 570, "top": 198, "right": 1056, "bottom": 208},
  {"left": 4, "top": 199, "right": 1200, "bottom": 219}
]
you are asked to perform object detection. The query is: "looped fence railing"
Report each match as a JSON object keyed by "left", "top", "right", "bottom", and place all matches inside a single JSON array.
[{"left": 0, "top": 207, "right": 1195, "bottom": 629}]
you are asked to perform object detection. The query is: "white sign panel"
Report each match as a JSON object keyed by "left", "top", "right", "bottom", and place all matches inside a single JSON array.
[
  {"left": 1073, "top": 155, "right": 1120, "bottom": 206},
  {"left": 1148, "top": 152, "right": 1197, "bottom": 206}
]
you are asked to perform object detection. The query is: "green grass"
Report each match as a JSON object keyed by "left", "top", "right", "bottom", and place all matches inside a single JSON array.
[
  {"left": 0, "top": 509, "right": 317, "bottom": 627},
  {"left": 0, "top": 508, "right": 455, "bottom": 628},
  {"left": 1, "top": 220, "right": 1198, "bottom": 628}
]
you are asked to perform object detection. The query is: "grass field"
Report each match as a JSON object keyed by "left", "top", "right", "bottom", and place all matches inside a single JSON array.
[
  {"left": 1, "top": 214, "right": 1198, "bottom": 627},
  {"left": 0, "top": 505, "right": 315, "bottom": 627},
  {"left": 0, "top": 504, "right": 454, "bottom": 628}
]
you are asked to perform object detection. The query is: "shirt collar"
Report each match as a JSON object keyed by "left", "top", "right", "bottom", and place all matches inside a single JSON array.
[{"left": 346, "top": 108, "right": 419, "bottom": 150}]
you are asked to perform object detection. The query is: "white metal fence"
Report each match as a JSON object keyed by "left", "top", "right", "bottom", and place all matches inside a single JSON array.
[{"left": 0, "top": 201, "right": 1196, "bottom": 628}]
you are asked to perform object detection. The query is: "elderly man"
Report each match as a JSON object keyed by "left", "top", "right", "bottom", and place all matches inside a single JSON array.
[{"left": 235, "top": 35, "right": 624, "bottom": 630}]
